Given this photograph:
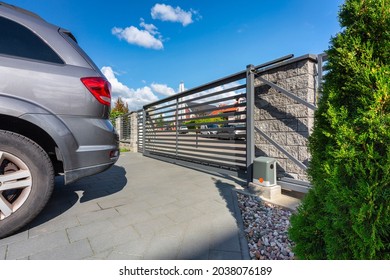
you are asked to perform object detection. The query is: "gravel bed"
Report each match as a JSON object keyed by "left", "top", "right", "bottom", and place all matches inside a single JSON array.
[{"left": 237, "top": 192, "right": 295, "bottom": 260}]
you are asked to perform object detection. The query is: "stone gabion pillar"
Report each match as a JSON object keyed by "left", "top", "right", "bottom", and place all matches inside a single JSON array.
[
  {"left": 254, "top": 55, "right": 317, "bottom": 181},
  {"left": 115, "top": 117, "right": 123, "bottom": 141},
  {"left": 130, "top": 112, "right": 138, "bottom": 152}
]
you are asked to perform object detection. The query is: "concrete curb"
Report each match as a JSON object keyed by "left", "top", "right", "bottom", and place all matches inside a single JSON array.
[{"left": 231, "top": 190, "right": 251, "bottom": 260}]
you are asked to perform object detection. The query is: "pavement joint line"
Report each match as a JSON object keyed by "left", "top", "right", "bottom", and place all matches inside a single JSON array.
[
  {"left": 5, "top": 245, "right": 9, "bottom": 260},
  {"left": 86, "top": 237, "right": 96, "bottom": 256},
  {"left": 176, "top": 221, "right": 191, "bottom": 261}
]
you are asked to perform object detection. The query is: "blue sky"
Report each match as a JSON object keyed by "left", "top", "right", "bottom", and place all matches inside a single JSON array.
[{"left": 9, "top": 0, "right": 344, "bottom": 110}]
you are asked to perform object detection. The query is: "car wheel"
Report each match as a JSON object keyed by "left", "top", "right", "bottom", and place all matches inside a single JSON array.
[{"left": 0, "top": 130, "right": 54, "bottom": 238}]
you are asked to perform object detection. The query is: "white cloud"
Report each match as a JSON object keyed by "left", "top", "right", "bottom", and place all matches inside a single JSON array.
[
  {"left": 101, "top": 66, "right": 159, "bottom": 111},
  {"left": 151, "top": 83, "right": 176, "bottom": 96},
  {"left": 112, "top": 20, "right": 163, "bottom": 50},
  {"left": 102, "top": 66, "right": 244, "bottom": 116},
  {"left": 140, "top": 18, "right": 159, "bottom": 35},
  {"left": 151, "top": 3, "right": 194, "bottom": 26}
]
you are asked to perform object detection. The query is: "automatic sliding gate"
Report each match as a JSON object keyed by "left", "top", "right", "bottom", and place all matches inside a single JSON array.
[
  {"left": 142, "top": 70, "right": 249, "bottom": 178},
  {"left": 139, "top": 55, "right": 296, "bottom": 180}
]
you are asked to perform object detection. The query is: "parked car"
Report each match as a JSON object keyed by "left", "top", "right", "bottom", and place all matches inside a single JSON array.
[
  {"left": 207, "top": 124, "right": 219, "bottom": 135},
  {"left": 179, "top": 125, "right": 188, "bottom": 134},
  {"left": 200, "top": 124, "right": 219, "bottom": 135},
  {"left": 217, "top": 123, "right": 246, "bottom": 140},
  {"left": 0, "top": 2, "right": 119, "bottom": 238},
  {"left": 200, "top": 124, "right": 209, "bottom": 135}
]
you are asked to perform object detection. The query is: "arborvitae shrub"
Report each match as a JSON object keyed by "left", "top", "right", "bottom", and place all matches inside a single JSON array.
[{"left": 288, "top": 0, "right": 390, "bottom": 259}]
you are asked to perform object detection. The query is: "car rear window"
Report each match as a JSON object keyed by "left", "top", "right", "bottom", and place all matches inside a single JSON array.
[{"left": 0, "top": 16, "right": 64, "bottom": 64}]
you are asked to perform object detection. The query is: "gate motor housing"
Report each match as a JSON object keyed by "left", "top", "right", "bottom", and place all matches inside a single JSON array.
[{"left": 253, "top": 157, "right": 277, "bottom": 187}]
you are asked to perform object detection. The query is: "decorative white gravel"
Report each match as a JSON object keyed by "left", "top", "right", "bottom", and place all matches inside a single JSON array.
[{"left": 237, "top": 192, "right": 296, "bottom": 260}]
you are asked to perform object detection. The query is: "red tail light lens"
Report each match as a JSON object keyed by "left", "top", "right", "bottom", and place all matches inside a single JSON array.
[{"left": 81, "top": 77, "right": 111, "bottom": 106}]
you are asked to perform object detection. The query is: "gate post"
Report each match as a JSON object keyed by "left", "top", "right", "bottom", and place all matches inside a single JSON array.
[
  {"left": 246, "top": 64, "right": 255, "bottom": 185},
  {"left": 142, "top": 108, "right": 146, "bottom": 156},
  {"left": 175, "top": 97, "right": 179, "bottom": 156}
]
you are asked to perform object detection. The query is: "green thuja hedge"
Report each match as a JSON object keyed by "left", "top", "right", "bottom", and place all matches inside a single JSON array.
[{"left": 288, "top": 0, "right": 390, "bottom": 259}]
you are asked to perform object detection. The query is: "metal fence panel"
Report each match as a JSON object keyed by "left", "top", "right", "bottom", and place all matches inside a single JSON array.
[{"left": 142, "top": 72, "right": 248, "bottom": 178}]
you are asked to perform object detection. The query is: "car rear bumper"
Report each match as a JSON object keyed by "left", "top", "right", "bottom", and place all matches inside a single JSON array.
[
  {"left": 64, "top": 159, "right": 118, "bottom": 184},
  {"left": 60, "top": 118, "right": 120, "bottom": 184}
]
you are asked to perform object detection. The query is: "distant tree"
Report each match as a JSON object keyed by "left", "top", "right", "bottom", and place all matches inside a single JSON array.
[
  {"left": 288, "top": 0, "right": 390, "bottom": 259},
  {"left": 183, "top": 116, "right": 226, "bottom": 130},
  {"left": 110, "top": 96, "right": 129, "bottom": 125},
  {"left": 155, "top": 114, "right": 164, "bottom": 128}
]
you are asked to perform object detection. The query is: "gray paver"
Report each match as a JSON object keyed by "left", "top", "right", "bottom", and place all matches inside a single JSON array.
[
  {"left": 106, "top": 251, "right": 143, "bottom": 260},
  {"left": 6, "top": 231, "right": 69, "bottom": 260},
  {"left": 113, "top": 237, "right": 153, "bottom": 257},
  {"left": 88, "top": 225, "right": 140, "bottom": 253},
  {"left": 0, "top": 152, "right": 249, "bottom": 260},
  {"left": 178, "top": 231, "right": 211, "bottom": 260},
  {"left": 143, "top": 235, "right": 181, "bottom": 260},
  {"left": 192, "top": 199, "right": 230, "bottom": 214},
  {"left": 145, "top": 194, "right": 178, "bottom": 208},
  {"left": 147, "top": 203, "right": 182, "bottom": 216},
  {"left": 158, "top": 222, "right": 188, "bottom": 238},
  {"left": 28, "top": 216, "right": 80, "bottom": 238},
  {"left": 85, "top": 249, "right": 112, "bottom": 260},
  {"left": 76, "top": 208, "right": 120, "bottom": 225},
  {"left": 165, "top": 206, "right": 203, "bottom": 223},
  {"left": 97, "top": 197, "right": 131, "bottom": 209},
  {"left": 63, "top": 202, "right": 102, "bottom": 217},
  {"left": 110, "top": 210, "right": 153, "bottom": 228},
  {"left": 0, "top": 244, "right": 6, "bottom": 260},
  {"left": 210, "top": 228, "right": 241, "bottom": 252},
  {"left": 114, "top": 200, "right": 152, "bottom": 215},
  {"left": 29, "top": 239, "right": 93, "bottom": 260},
  {"left": 0, "top": 230, "right": 28, "bottom": 246},
  {"left": 132, "top": 215, "right": 176, "bottom": 236},
  {"left": 66, "top": 219, "right": 117, "bottom": 243},
  {"left": 210, "top": 213, "right": 239, "bottom": 232}
]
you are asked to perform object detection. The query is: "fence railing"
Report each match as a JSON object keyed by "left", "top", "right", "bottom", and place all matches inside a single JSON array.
[{"left": 141, "top": 68, "right": 249, "bottom": 178}]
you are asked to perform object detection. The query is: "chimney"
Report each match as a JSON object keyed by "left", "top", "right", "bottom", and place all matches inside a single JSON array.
[{"left": 179, "top": 81, "right": 185, "bottom": 93}]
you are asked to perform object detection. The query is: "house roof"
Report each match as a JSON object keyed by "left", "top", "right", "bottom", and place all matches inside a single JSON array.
[{"left": 210, "top": 107, "right": 237, "bottom": 115}]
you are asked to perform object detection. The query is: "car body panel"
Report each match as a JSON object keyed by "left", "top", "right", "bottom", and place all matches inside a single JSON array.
[{"left": 0, "top": 2, "right": 119, "bottom": 185}]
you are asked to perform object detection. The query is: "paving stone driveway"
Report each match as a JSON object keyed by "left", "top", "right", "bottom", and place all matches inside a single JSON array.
[{"left": 0, "top": 152, "right": 249, "bottom": 260}]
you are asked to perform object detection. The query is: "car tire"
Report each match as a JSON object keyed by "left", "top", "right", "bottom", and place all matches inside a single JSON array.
[{"left": 0, "top": 130, "right": 54, "bottom": 238}]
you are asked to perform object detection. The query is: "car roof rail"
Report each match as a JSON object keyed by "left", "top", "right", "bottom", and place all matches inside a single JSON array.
[{"left": 0, "top": 1, "right": 45, "bottom": 21}]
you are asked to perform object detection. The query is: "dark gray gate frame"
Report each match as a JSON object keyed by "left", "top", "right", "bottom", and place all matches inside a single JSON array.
[
  {"left": 141, "top": 67, "right": 248, "bottom": 178},
  {"left": 133, "top": 53, "right": 326, "bottom": 191},
  {"left": 246, "top": 64, "right": 255, "bottom": 185}
]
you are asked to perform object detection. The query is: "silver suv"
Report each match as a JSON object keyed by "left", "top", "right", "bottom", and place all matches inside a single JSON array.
[{"left": 0, "top": 2, "right": 119, "bottom": 238}]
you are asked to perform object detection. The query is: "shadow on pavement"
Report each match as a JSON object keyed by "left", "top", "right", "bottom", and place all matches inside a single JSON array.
[
  {"left": 24, "top": 165, "right": 127, "bottom": 230},
  {"left": 176, "top": 177, "right": 249, "bottom": 260}
]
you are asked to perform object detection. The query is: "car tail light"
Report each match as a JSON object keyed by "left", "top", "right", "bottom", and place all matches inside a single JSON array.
[{"left": 81, "top": 77, "right": 111, "bottom": 106}]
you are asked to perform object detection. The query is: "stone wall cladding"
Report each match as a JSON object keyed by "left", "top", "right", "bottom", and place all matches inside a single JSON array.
[
  {"left": 130, "top": 112, "right": 138, "bottom": 152},
  {"left": 254, "top": 55, "right": 317, "bottom": 181},
  {"left": 117, "top": 112, "right": 138, "bottom": 152}
]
